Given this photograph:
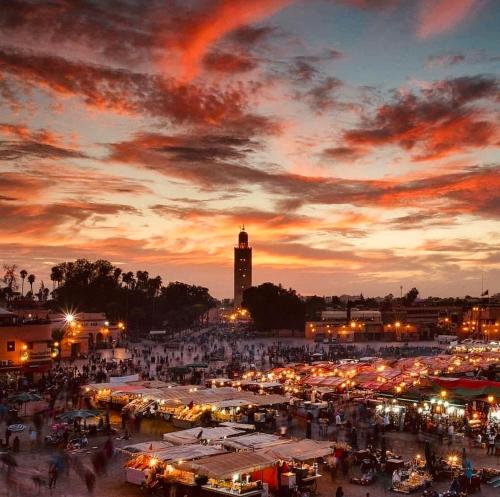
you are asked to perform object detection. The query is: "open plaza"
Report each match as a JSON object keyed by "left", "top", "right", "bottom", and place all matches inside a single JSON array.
[{"left": 0, "top": 327, "right": 499, "bottom": 497}]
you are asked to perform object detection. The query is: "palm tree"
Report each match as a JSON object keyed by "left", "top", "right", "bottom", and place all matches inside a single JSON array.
[
  {"left": 50, "top": 266, "right": 64, "bottom": 290},
  {"left": 27, "top": 274, "right": 36, "bottom": 296},
  {"left": 122, "top": 271, "right": 135, "bottom": 289},
  {"left": 20, "top": 269, "right": 28, "bottom": 297},
  {"left": 2, "top": 264, "right": 18, "bottom": 293}
]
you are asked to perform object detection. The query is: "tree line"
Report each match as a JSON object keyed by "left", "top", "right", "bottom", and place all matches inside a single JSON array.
[{"left": 1, "top": 260, "right": 216, "bottom": 334}]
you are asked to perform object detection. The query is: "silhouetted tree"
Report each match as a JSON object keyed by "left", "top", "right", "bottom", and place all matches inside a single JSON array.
[
  {"left": 46, "top": 259, "right": 215, "bottom": 335},
  {"left": 27, "top": 273, "right": 36, "bottom": 295},
  {"left": 20, "top": 269, "right": 28, "bottom": 297},
  {"left": 243, "top": 283, "right": 305, "bottom": 331},
  {"left": 403, "top": 287, "right": 419, "bottom": 306}
]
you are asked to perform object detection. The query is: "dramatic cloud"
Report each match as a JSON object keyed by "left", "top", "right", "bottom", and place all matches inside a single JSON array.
[
  {"left": 342, "top": 75, "right": 500, "bottom": 161},
  {"left": 0, "top": 0, "right": 498, "bottom": 297},
  {"left": 0, "top": 172, "right": 48, "bottom": 201},
  {"left": 289, "top": 50, "right": 343, "bottom": 82},
  {"left": 0, "top": 47, "right": 248, "bottom": 125},
  {"left": 174, "top": 0, "right": 295, "bottom": 80},
  {"left": 0, "top": 122, "right": 85, "bottom": 160},
  {"left": 0, "top": 200, "right": 139, "bottom": 238},
  {"left": 203, "top": 51, "right": 258, "bottom": 73},
  {"left": 416, "top": 0, "right": 482, "bottom": 40},
  {"left": 300, "top": 77, "right": 343, "bottom": 112},
  {"left": 427, "top": 50, "right": 500, "bottom": 68},
  {"left": 321, "top": 146, "right": 364, "bottom": 162}
]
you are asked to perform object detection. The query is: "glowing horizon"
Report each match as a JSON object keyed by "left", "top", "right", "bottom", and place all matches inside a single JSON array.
[{"left": 0, "top": 0, "right": 499, "bottom": 299}]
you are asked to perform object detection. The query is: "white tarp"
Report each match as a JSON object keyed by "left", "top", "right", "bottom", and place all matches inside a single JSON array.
[
  {"left": 163, "top": 426, "right": 244, "bottom": 445},
  {"left": 110, "top": 374, "right": 140, "bottom": 384}
]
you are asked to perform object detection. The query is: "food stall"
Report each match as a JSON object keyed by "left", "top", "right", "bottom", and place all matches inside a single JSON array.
[
  {"left": 125, "top": 444, "right": 225, "bottom": 485},
  {"left": 391, "top": 469, "right": 433, "bottom": 494},
  {"left": 260, "top": 439, "right": 335, "bottom": 491},
  {"left": 176, "top": 451, "right": 278, "bottom": 496}
]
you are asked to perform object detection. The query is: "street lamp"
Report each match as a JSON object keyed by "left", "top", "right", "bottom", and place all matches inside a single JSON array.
[{"left": 65, "top": 313, "right": 75, "bottom": 324}]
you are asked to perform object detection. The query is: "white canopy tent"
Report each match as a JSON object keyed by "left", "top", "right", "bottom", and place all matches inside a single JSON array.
[{"left": 163, "top": 426, "right": 244, "bottom": 445}]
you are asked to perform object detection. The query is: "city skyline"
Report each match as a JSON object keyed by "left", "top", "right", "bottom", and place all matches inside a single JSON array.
[{"left": 1, "top": 0, "right": 499, "bottom": 299}]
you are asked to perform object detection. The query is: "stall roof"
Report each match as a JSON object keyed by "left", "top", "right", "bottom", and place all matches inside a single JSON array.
[
  {"left": 220, "top": 422, "right": 255, "bottom": 431},
  {"left": 211, "top": 399, "right": 251, "bottom": 409},
  {"left": 244, "top": 394, "right": 288, "bottom": 406},
  {"left": 260, "top": 439, "right": 334, "bottom": 462},
  {"left": 222, "top": 432, "right": 290, "bottom": 451},
  {"left": 154, "top": 444, "right": 225, "bottom": 463},
  {"left": 112, "top": 387, "right": 163, "bottom": 397},
  {"left": 163, "top": 427, "right": 244, "bottom": 445},
  {"left": 429, "top": 376, "right": 500, "bottom": 397},
  {"left": 240, "top": 381, "right": 282, "bottom": 388},
  {"left": 179, "top": 451, "right": 277, "bottom": 479},
  {"left": 121, "top": 441, "right": 173, "bottom": 454}
]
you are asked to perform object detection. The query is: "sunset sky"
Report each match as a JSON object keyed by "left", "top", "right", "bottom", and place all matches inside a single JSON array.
[{"left": 1, "top": 0, "right": 499, "bottom": 299}]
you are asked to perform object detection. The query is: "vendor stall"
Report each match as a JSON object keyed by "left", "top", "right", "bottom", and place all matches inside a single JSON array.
[
  {"left": 124, "top": 444, "right": 225, "bottom": 485},
  {"left": 391, "top": 467, "right": 432, "bottom": 494},
  {"left": 176, "top": 451, "right": 278, "bottom": 496}
]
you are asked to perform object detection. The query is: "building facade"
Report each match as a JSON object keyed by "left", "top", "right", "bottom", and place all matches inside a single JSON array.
[
  {"left": 50, "top": 312, "right": 124, "bottom": 358},
  {"left": 0, "top": 307, "right": 52, "bottom": 375},
  {"left": 234, "top": 227, "right": 252, "bottom": 308}
]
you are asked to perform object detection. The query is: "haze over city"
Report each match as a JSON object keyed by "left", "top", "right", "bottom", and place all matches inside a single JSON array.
[{"left": 1, "top": 0, "right": 499, "bottom": 298}]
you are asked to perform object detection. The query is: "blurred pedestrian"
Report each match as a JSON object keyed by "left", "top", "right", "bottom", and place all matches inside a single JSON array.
[{"left": 48, "top": 463, "right": 58, "bottom": 489}]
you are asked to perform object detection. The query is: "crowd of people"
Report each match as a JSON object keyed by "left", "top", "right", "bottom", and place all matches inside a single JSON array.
[{"left": 0, "top": 326, "right": 497, "bottom": 497}]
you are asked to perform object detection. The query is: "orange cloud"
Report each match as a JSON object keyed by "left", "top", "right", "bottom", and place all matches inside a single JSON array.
[
  {"left": 176, "top": 0, "right": 295, "bottom": 80},
  {"left": 416, "top": 0, "right": 481, "bottom": 40}
]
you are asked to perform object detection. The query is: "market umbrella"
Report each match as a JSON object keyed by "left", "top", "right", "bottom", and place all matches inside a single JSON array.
[
  {"left": 56, "top": 409, "right": 99, "bottom": 421},
  {"left": 9, "top": 392, "right": 42, "bottom": 403},
  {"left": 8, "top": 424, "right": 25, "bottom": 433},
  {"left": 9, "top": 392, "right": 43, "bottom": 415}
]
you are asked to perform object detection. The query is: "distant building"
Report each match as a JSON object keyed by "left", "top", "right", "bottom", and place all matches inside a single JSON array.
[
  {"left": 0, "top": 307, "right": 52, "bottom": 376},
  {"left": 461, "top": 305, "right": 500, "bottom": 340},
  {"left": 234, "top": 227, "right": 252, "bottom": 308},
  {"left": 49, "top": 312, "right": 124, "bottom": 358},
  {"left": 321, "top": 309, "right": 382, "bottom": 323}
]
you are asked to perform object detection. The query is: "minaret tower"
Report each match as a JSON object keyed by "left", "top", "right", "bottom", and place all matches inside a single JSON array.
[{"left": 234, "top": 226, "right": 252, "bottom": 308}]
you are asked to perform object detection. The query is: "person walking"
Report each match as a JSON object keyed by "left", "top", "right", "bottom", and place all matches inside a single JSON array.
[
  {"left": 335, "top": 485, "right": 344, "bottom": 497},
  {"left": 48, "top": 463, "right": 58, "bottom": 489},
  {"left": 306, "top": 411, "right": 312, "bottom": 439},
  {"left": 487, "top": 431, "right": 496, "bottom": 455}
]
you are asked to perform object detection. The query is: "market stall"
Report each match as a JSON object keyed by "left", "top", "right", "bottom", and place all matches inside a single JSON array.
[
  {"left": 261, "top": 439, "right": 336, "bottom": 491},
  {"left": 125, "top": 444, "right": 225, "bottom": 485},
  {"left": 391, "top": 468, "right": 433, "bottom": 494},
  {"left": 176, "top": 451, "right": 279, "bottom": 496}
]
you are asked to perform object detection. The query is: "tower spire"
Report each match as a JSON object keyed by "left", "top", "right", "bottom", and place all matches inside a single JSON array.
[{"left": 234, "top": 227, "right": 252, "bottom": 308}]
